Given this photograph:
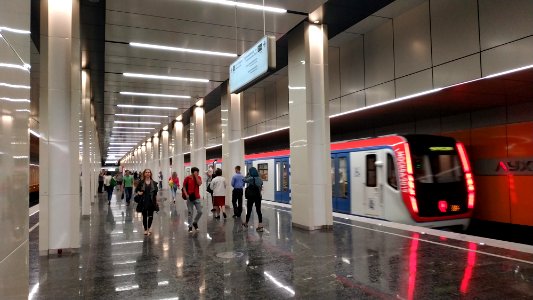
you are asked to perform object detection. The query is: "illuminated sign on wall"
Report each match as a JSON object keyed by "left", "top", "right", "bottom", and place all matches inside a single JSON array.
[
  {"left": 429, "top": 146, "right": 454, "bottom": 151},
  {"left": 229, "top": 36, "right": 276, "bottom": 94},
  {"left": 474, "top": 157, "right": 533, "bottom": 175}
]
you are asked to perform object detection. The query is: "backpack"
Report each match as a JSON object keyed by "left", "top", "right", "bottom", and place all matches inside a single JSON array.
[{"left": 245, "top": 177, "right": 261, "bottom": 200}]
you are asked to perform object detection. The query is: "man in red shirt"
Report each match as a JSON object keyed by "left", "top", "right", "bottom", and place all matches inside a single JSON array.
[{"left": 182, "top": 167, "right": 203, "bottom": 232}]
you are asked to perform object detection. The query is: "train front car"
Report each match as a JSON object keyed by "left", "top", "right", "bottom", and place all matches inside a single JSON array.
[{"left": 396, "top": 135, "right": 475, "bottom": 229}]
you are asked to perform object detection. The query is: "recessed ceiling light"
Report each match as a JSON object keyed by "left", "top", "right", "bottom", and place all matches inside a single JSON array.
[
  {"left": 119, "top": 91, "right": 191, "bottom": 99},
  {"left": 123, "top": 73, "right": 209, "bottom": 83},
  {"left": 114, "top": 121, "right": 161, "bottom": 125},
  {"left": 0, "top": 63, "right": 30, "bottom": 72},
  {"left": 197, "top": 0, "right": 286, "bottom": 13},
  {"left": 117, "top": 104, "right": 178, "bottom": 110},
  {"left": 115, "top": 113, "right": 169, "bottom": 118},
  {"left": 0, "top": 26, "right": 31, "bottom": 34},
  {"left": 130, "top": 42, "right": 237, "bottom": 57},
  {"left": 195, "top": 98, "right": 204, "bottom": 107}
]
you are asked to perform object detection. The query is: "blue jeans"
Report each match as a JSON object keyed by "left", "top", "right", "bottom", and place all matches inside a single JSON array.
[
  {"left": 170, "top": 186, "right": 178, "bottom": 200},
  {"left": 106, "top": 186, "right": 113, "bottom": 202},
  {"left": 187, "top": 199, "right": 203, "bottom": 225},
  {"left": 125, "top": 187, "right": 133, "bottom": 203}
]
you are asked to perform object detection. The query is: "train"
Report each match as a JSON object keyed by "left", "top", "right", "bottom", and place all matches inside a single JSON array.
[{"left": 188, "top": 134, "right": 475, "bottom": 229}]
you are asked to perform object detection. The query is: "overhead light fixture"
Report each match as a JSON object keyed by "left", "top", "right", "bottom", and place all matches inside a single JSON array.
[
  {"left": 176, "top": 115, "right": 182, "bottom": 121},
  {"left": 0, "top": 97, "right": 30, "bottom": 102},
  {"left": 29, "top": 129, "right": 41, "bottom": 138},
  {"left": 117, "top": 104, "right": 178, "bottom": 110},
  {"left": 113, "top": 126, "right": 155, "bottom": 130},
  {"left": 195, "top": 98, "right": 204, "bottom": 107},
  {"left": 130, "top": 42, "right": 237, "bottom": 57},
  {"left": 0, "top": 82, "right": 30, "bottom": 90},
  {"left": 163, "top": 125, "right": 168, "bottom": 131},
  {"left": 123, "top": 73, "right": 209, "bottom": 83},
  {"left": 115, "top": 113, "right": 169, "bottom": 118},
  {"left": 119, "top": 91, "right": 191, "bottom": 99},
  {"left": 114, "top": 121, "right": 161, "bottom": 125},
  {"left": 197, "top": 0, "right": 287, "bottom": 13}
]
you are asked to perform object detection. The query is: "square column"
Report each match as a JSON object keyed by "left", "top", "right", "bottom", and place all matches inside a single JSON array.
[
  {"left": 191, "top": 106, "right": 206, "bottom": 198},
  {"left": 221, "top": 88, "right": 245, "bottom": 202},
  {"left": 161, "top": 130, "right": 170, "bottom": 189},
  {"left": 288, "top": 23, "right": 333, "bottom": 230},
  {"left": 81, "top": 70, "right": 91, "bottom": 216},
  {"left": 39, "top": 0, "right": 82, "bottom": 253},
  {"left": 173, "top": 121, "right": 185, "bottom": 184}
]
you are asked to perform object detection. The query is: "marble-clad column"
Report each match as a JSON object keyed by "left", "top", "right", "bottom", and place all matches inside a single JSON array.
[
  {"left": 221, "top": 87, "right": 245, "bottom": 204},
  {"left": 40, "top": 0, "right": 82, "bottom": 253},
  {"left": 191, "top": 106, "right": 206, "bottom": 199},
  {"left": 0, "top": 0, "right": 31, "bottom": 297},
  {"left": 81, "top": 70, "right": 90, "bottom": 216},
  {"left": 161, "top": 130, "right": 170, "bottom": 189},
  {"left": 173, "top": 121, "right": 184, "bottom": 185},
  {"left": 153, "top": 134, "right": 160, "bottom": 180},
  {"left": 288, "top": 23, "right": 332, "bottom": 230},
  {"left": 145, "top": 140, "right": 152, "bottom": 173}
]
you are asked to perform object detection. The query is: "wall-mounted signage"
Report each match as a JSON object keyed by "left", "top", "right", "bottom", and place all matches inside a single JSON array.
[
  {"left": 229, "top": 36, "right": 276, "bottom": 94},
  {"left": 474, "top": 157, "right": 533, "bottom": 175}
]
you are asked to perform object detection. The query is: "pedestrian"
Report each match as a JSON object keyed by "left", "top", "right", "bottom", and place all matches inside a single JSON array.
[
  {"left": 98, "top": 170, "right": 104, "bottom": 193},
  {"left": 206, "top": 167, "right": 215, "bottom": 212},
  {"left": 230, "top": 165, "right": 244, "bottom": 218},
  {"left": 182, "top": 167, "right": 203, "bottom": 233},
  {"left": 103, "top": 171, "right": 114, "bottom": 205},
  {"left": 123, "top": 170, "right": 134, "bottom": 205},
  {"left": 168, "top": 171, "right": 180, "bottom": 203},
  {"left": 115, "top": 171, "right": 124, "bottom": 199},
  {"left": 243, "top": 167, "right": 264, "bottom": 232},
  {"left": 158, "top": 171, "right": 163, "bottom": 190},
  {"left": 135, "top": 169, "right": 159, "bottom": 236},
  {"left": 210, "top": 168, "right": 227, "bottom": 219}
]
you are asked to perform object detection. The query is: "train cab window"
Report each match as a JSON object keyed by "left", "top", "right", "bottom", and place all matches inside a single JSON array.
[
  {"left": 387, "top": 154, "right": 398, "bottom": 189},
  {"left": 339, "top": 157, "right": 348, "bottom": 198},
  {"left": 275, "top": 162, "right": 281, "bottom": 192},
  {"left": 366, "top": 154, "right": 377, "bottom": 187},
  {"left": 413, "top": 154, "right": 462, "bottom": 183}
]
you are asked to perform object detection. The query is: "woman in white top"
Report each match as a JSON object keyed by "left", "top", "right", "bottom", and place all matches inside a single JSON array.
[
  {"left": 209, "top": 168, "right": 227, "bottom": 219},
  {"left": 103, "top": 172, "right": 113, "bottom": 205}
]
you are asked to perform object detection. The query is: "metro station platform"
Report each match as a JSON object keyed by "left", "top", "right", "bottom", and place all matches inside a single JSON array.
[{"left": 29, "top": 191, "right": 533, "bottom": 299}]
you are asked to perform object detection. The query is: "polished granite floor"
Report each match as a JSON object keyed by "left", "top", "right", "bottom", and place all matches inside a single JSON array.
[{"left": 29, "top": 190, "right": 533, "bottom": 299}]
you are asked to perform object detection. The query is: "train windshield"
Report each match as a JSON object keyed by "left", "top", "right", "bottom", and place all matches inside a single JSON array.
[{"left": 412, "top": 153, "right": 462, "bottom": 183}]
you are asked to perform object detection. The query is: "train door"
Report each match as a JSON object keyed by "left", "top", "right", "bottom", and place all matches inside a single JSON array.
[
  {"left": 244, "top": 161, "right": 252, "bottom": 177},
  {"left": 274, "top": 157, "right": 290, "bottom": 203},
  {"left": 364, "top": 152, "right": 384, "bottom": 217},
  {"left": 331, "top": 153, "right": 351, "bottom": 213}
]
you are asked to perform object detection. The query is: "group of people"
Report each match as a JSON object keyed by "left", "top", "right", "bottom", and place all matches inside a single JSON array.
[{"left": 98, "top": 165, "right": 265, "bottom": 236}]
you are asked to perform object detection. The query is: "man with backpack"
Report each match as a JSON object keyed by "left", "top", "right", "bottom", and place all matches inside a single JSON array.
[
  {"left": 242, "top": 167, "right": 264, "bottom": 232},
  {"left": 182, "top": 167, "right": 203, "bottom": 233}
]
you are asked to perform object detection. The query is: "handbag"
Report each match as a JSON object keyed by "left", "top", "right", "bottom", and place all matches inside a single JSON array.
[
  {"left": 134, "top": 194, "right": 142, "bottom": 204},
  {"left": 136, "top": 202, "right": 143, "bottom": 213}
]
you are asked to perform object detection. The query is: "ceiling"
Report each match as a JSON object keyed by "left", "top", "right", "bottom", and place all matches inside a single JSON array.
[{"left": 100, "top": 0, "right": 327, "bottom": 162}]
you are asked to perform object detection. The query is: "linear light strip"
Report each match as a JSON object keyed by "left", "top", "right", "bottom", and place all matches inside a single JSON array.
[
  {"left": 120, "top": 91, "right": 191, "bottom": 98},
  {"left": 123, "top": 73, "right": 209, "bottom": 83},
  {"left": 117, "top": 104, "right": 178, "bottom": 110},
  {"left": 0, "top": 97, "right": 30, "bottom": 102},
  {"left": 198, "top": 0, "right": 286, "bottom": 13},
  {"left": 113, "top": 127, "right": 156, "bottom": 130},
  {"left": 0, "top": 26, "right": 31, "bottom": 34},
  {"left": 130, "top": 42, "right": 237, "bottom": 57},
  {"left": 0, "top": 82, "right": 31, "bottom": 89},
  {"left": 114, "top": 121, "right": 161, "bottom": 125},
  {"left": 115, "top": 113, "right": 169, "bottom": 118},
  {"left": 0, "top": 63, "right": 30, "bottom": 71}
]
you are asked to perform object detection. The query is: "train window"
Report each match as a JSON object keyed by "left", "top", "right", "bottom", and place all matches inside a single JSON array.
[
  {"left": 331, "top": 160, "right": 335, "bottom": 196},
  {"left": 366, "top": 154, "right": 377, "bottom": 187},
  {"left": 275, "top": 162, "right": 281, "bottom": 192},
  {"left": 257, "top": 163, "right": 268, "bottom": 181},
  {"left": 387, "top": 154, "right": 398, "bottom": 189},
  {"left": 281, "top": 162, "right": 289, "bottom": 192},
  {"left": 339, "top": 157, "right": 348, "bottom": 198}
]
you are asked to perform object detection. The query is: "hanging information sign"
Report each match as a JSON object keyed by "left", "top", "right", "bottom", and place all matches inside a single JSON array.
[{"left": 229, "top": 35, "right": 276, "bottom": 94}]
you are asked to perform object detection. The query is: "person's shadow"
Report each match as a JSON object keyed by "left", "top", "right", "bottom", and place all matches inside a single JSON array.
[
  {"left": 104, "top": 206, "right": 116, "bottom": 234},
  {"left": 135, "top": 239, "right": 159, "bottom": 293}
]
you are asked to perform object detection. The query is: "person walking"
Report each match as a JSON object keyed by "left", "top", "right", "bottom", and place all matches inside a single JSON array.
[
  {"left": 230, "top": 165, "right": 244, "bottom": 218},
  {"left": 168, "top": 171, "right": 180, "bottom": 203},
  {"left": 243, "top": 167, "right": 264, "bottom": 232},
  {"left": 115, "top": 171, "right": 124, "bottom": 199},
  {"left": 205, "top": 167, "right": 216, "bottom": 212},
  {"left": 182, "top": 167, "right": 203, "bottom": 233},
  {"left": 210, "top": 168, "right": 227, "bottom": 219},
  {"left": 123, "top": 170, "right": 134, "bottom": 205},
  {"left": 98, "top": 170, "right": 104, "bottom": 193},
  {"left": 135, "top": 169, "right": 159, "bottom": 236},
  {"left": 103, "top": 171, "right": 114, "bottom": 205}
]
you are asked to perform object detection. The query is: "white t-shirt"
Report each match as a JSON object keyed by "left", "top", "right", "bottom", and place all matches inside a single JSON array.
[
  {"left": 103, "top": 175, "right": 112, "bottom": 186},
  {"left": 209, "top": 176, "right": 226, "bottom": 197}
]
